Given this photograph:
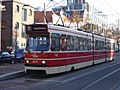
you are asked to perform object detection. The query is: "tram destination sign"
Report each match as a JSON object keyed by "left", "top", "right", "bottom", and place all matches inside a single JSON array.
[
  {"left": 27, "top": 24, "right": 47, "bottom": 31},
  {"left": 33, "top": 24, "right": 47, "bottom": 31},
  {"left": 33, "top": 26, "right": 46, "bottom": 30},
  {"left": 26, "top": 24, "right": 48, "bottom": 34}
]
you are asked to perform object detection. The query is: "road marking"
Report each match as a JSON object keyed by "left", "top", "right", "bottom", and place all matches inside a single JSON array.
[
  {"left": 62, "top": 62, "right": 120, "bottom": 83},
  {"left": 81, "top": 67, "right": 120, "bottom": 90}
]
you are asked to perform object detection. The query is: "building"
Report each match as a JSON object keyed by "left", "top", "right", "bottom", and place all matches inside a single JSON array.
[
  {"left": 1, "top": 0, "right": 35, "bottom": 50},
  {"left": 67, "top": 0, "right": 86, "bottom": 11},
  {"left": 34, "top": 11, "right": 53, "bottom": 23}
]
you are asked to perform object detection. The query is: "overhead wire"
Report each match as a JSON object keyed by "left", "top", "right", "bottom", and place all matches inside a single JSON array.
[
  {"left": 41, "top": 0, "right": 66, "bottom": 24},
  {"left": 104, "top": 0, "right": 120, "bottom": 16},
  {"left": 42, "top": 0, "right": 66, "bottom": 11},
  {"left": 99, "top": 0, "right": 120, "bottom": 17}
]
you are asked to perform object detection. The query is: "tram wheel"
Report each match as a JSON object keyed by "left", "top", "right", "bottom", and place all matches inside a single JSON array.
[{"left": 71, "top": 67, "right": 75, "bottom": 71}]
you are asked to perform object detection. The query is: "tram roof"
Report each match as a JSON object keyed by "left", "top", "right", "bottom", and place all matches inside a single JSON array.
[{"left": 48, "top": 24, "right": 92, "bottom": 35}]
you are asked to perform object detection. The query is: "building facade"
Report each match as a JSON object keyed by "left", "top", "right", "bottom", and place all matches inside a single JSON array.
[
  {"left": 34, "top": 11, "right": 53, "bottom": 23},
  {"left": 1, "top": 0, "right": 34, "bottom": 50},
  {"left": 67, "top": 0, "right": 85, "bottom": 11}
]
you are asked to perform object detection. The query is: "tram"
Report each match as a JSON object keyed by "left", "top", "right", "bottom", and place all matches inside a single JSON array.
[{"left": 24, "top": 23, "right": 115, "bottom": 75}]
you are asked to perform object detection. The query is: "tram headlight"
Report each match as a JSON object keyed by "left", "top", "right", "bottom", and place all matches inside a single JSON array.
[
  {"left": 42, "top": 60, "right": 46, "bottom": 64},
  {"left": 26, "top": 60, "right": 30, "bottom": 64}
]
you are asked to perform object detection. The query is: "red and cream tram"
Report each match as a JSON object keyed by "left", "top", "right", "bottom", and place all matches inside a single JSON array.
[{"left": 24, "top": 24, "right": 115, "bottom": 75}]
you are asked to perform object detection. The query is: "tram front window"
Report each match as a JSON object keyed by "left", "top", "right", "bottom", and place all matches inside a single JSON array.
[{"left": 26, "top": 36, "right": 50, "bottom": 51}]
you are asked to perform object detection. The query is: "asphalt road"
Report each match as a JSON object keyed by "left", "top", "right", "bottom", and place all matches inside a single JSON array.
[{"left": 0, "top": 52, "right": 120, "bottom": 90}]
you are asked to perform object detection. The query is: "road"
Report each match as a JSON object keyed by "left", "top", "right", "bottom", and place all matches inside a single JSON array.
[{"left": 0, "top": 52, "right": 120, "bottom": 90}]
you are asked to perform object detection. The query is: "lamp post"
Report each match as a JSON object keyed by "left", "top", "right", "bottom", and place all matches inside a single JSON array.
[{"left": 14, "top": 23, "right": 19, "bottom": 60}]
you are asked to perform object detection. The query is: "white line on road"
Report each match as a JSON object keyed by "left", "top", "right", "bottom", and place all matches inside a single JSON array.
[{"left": 81, "top": 67, "right": 120, "bottom": 90}]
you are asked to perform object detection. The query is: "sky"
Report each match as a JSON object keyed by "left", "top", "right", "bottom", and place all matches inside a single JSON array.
[{"left": 16, "top": 0, "right": 120, "bottom": 24}]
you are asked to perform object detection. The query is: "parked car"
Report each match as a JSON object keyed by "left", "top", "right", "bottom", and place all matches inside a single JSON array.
[
  {"left": 0, "top": 51, "right": 15, "bottom": 65},
  {"left": 11, "top": 49, "right": 25, "bottom": 63}
]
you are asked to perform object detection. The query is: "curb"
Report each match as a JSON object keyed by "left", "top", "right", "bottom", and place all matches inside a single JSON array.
[{"left": 0, "top": 70, "right": 25, "bottom": 81}]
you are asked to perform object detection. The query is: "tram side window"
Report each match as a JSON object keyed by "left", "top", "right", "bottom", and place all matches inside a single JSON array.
[
  {"left": 106, "top": 42, "right": 109, "bottom": 50},
  {"left": 107, "top": 42, "right": 111, "bottom": 50},
  {"left": 83, "top": 38, "right": 88, "bottom": 50},
  {"left": 73, "top": 36, "right": 79, "bottom": 51},
  {"left": 79, "top": 37, "right": 83, "bottom": 51},
  {"left": 95, "top": 40, "right": 105, "bottom": 50},
  {"left": 51, "top": 33, "right": 60, "bottom": 51},
  {"left": 82, "top": 38, "right": 85, "bottom": 50},
  {"left": 95, "top": 40, "right": 99, "bottom": 50},
  {"left": 60, "top": 34, "right": 67, "bottom": 51},
  {"left": 86, "top": 39, "right": 89, "bottom": 50},
  {"left": 100, "top": 41, "right": 105, "bottom": 50},
  {"left": 88, "top": 39, "right": 91, "bottom": 50},
  {"left": 67, "top": 35, "right": 74, "bottom": 51}
]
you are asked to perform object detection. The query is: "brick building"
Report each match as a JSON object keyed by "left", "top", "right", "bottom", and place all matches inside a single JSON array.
[{"left": 34, "top": 11, "right": 53, "bottom": 23}]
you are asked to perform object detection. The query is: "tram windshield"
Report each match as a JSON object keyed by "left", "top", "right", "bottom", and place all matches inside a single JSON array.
[{"left": 26, "top": 35, "right": 50, "bottom": 51}]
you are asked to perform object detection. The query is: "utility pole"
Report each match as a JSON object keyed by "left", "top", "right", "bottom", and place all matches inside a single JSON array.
[{"left": 44, "top": 3, "right": 46, "bottom": 24}]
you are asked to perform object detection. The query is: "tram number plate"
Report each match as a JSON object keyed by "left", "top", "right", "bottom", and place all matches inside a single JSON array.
[{"left": 32, "top": 60, "right": 39, "bottom": 64}]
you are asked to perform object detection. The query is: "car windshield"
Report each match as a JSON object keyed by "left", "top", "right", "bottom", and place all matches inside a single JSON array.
[{"left": 26, "top": 36, "right": 50, "bottom": 51}]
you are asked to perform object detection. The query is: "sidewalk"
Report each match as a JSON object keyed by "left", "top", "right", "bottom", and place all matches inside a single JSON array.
[{"left": 0, "top": 63, "right": 25, "bottom": 81}]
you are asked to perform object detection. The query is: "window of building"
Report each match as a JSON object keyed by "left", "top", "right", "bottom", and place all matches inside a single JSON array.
[
  {"left": 16, "top": 5, "right": 19, "bottom": 12},
  {"left": 21, "top": 43, "right": 23, "bottom": 46},
  {"left": 22, "top": 8, "right": 27, "bottom": 21},
  {"left": 15, "top": 22, "right": 19, "bottom": 29},
  {"left": 21, "top": 24, "right": 26, "bottom": 38},
  {"left": 75, "top": 0, "right": 79, "bottom": 4},
  {"left": 29, "top": 9, "right": 32, "bottom": 16},
  {"left": 67, "top": 0, "right": 73, "bottom": 3}
]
